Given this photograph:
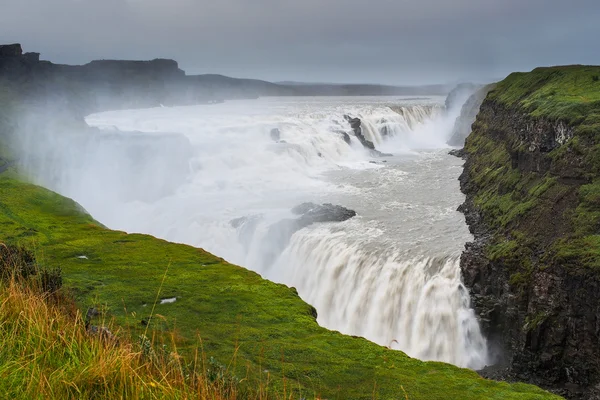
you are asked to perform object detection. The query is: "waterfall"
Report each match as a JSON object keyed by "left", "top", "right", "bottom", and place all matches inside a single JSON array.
[
  {"left": 16, "top": 96, "right": 488, "bottom": 370},
  {"left": 250, "top": 222, "right": 487, "bottom": 369}
]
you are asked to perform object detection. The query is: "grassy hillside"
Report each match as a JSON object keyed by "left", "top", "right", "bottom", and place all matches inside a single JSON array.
[
  {"left": 0, "top": 253, "right": 239, "bottom": 399},
  {"left": 488, "top": 66, "right": 600, "bottom": 132},
  {"left": 0, "top": 167, "right": 559, "bottom": 399}
]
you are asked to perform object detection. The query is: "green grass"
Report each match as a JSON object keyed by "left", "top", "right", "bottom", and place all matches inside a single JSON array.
[
  {"left": 0, "top": 253, "right": 242, "bottom": 400},
  {"left": 0, "top": 173, "right": 560, "bottom": 399},
  {"left": 489, "top": 65, "right": 600, "bottom": 130}
]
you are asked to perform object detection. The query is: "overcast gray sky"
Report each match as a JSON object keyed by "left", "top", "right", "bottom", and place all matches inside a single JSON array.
[{"left": 1, "top": 0, "right": 599, "bottom": 85}]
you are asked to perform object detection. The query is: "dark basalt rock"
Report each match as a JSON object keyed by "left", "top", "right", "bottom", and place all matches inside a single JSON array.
[
  {"left": 381, "top": 125, "right": 391, "bottom": 137},
  {"left": 458, "top": 98, "right": 599, "bottom": 399},
  {"left": 335, "top": 130, "right": 352, "bottom": 145},
  {"left": 448, "top": 148, "right": 466, "bottom": 158},
  {"left": 23, "top": 53, "right": 40, "bottom": 62},
  {"left": 291, "top": 202, "right": 357, "bottom": 224},
  {"left": 0, "top": 44, "right": 23, "bottom": 57},
  {"left": 343, "top": 115, "right": 377, "bottom": 151},
  {"left": 259, "top": 203, "right": 357, "bottom": 267},
  {"left": 340, "top": 116, "right": 392, "bottom": 157}
]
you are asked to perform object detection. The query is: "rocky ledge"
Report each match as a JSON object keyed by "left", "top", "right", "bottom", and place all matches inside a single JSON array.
[{"left": 343, "top": 115, "right": 392, "bottom": 157}]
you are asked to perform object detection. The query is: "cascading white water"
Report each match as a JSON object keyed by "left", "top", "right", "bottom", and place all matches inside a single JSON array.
[
  {"left": 18, "top": 95, "right": 489, "bottom": 370},
  {"left": 268, "top": 227, "right": 487, "bottom": 369}
]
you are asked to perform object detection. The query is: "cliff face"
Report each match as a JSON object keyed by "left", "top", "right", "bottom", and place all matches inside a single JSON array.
[
  {"left": 459, "top": 66, "right": 600, "bottom": 399},
  {"left": 447, "top": 84, "right": 495, "bottom": 147}
]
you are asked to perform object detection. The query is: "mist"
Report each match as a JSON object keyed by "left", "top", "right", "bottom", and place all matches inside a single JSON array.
[{"left": 4, "top": 73, "right": 493, "bottom": 367}]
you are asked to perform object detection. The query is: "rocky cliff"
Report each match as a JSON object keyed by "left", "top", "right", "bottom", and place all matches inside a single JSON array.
[{"left": 458, "top": 66, "right": 600, "bottom": 399}]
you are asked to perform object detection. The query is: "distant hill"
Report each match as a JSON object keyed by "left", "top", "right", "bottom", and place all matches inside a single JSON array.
[{"left": 0, "top": 43, "right": 450, "bottom": 117}]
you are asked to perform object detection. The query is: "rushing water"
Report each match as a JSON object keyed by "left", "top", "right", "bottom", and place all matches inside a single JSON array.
[{"left": 22, "top": 95, "right": 489, "bottom": 369}]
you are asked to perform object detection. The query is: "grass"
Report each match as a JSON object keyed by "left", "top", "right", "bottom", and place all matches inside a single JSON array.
[
  {"left": 0, "top": 244, "right": 243, "bottom": 399},
  {"left": 488, "top": 65, "right": 600, "bottom": 130},
  {"left": 0, "top": 174, "right": 561, "bottom": 399}
]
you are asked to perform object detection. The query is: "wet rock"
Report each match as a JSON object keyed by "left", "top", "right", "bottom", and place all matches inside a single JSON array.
[
  {"left": 342, "top": 115, "right": 392, "bottom": 158},
  {"left": 335, "top": 130, "right": 352, "bottom": 145},
  {"left": 448, "top": 148, "right": 466, "bottom": 158},
  {"left": 291, "top": 202, "right": 357, "bottom": 224},
  {"left": 260, "top": 203, "right": 357, "bottom": 268},
  {"left": 343, "top": 115, "right": 376, "bottom": 150},
  {"left": 344, "top": 115, "right": 362, "bottom": 129}
]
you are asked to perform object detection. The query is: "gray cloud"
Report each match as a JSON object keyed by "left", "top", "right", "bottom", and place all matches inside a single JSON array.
[{"left": 1, "top": 0, "right": 599, "bottom": 84}]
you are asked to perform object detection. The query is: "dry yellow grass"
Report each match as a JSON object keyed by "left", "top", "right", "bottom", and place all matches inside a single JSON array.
[{"left": 0, "top": 244, "right": 250, "bottom": 400}]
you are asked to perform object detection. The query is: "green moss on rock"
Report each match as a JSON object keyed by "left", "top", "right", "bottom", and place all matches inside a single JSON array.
[
  {"left": 465, "top": 66, "right": 600, "bottom": 274},
  {"left": 460, "top": 65, "right": 600, "bottom": 395}
]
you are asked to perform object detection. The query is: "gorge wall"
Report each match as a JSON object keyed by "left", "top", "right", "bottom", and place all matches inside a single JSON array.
[{"left": 458, "top": 66, "right": 600, "bottom": 399}]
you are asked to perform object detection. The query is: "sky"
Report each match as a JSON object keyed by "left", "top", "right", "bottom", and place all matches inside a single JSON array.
[{"left": 1, "top": 0, "right": 599, "bottom": 85}]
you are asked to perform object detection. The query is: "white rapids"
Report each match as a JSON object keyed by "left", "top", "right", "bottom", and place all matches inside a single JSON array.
[{"left": 18, "top": 95, "right": 488, "bottom": 370}]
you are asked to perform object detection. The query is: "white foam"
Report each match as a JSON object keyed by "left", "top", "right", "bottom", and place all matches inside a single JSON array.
[{"left": 19, "top": 96, "right": 488, "bottom": 369}]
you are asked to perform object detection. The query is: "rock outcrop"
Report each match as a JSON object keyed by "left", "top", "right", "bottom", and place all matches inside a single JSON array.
[
  {"left": 458, "top": 66, "right": 600, "bottom": 399},
  {"left": 291, "top": 202, "right": 357, "bottom": 225},
  {"left": 344, "top": 115, "right": 376, "bottom": 150},
  {"left": 0, "top": 44, "right": 23, "bottom": 57},
  {"left": 343, "top": 115, "right": 391, "bottom": 157},
  {"left": 335, "top": 130, "right": 352, "bottom": 145},
  {"left": 259, "top": 203, "right": 357, "bottom": 267}
]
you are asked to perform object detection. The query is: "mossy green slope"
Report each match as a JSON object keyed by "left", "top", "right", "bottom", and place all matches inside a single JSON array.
[
  {"left": 488, "top": 66, "right": 600, "bottom": 134},
  {"left": 0, "top": 172, "right": 558, "bottom": 399}
]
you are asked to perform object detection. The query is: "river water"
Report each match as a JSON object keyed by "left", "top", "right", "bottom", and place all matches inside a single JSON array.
[{"left": 28, "top": 95, "right": 489, "bottom": 369}]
